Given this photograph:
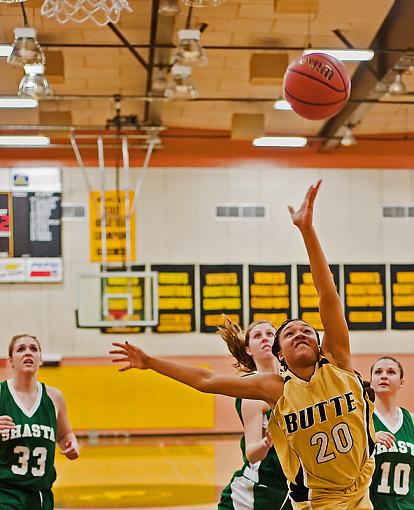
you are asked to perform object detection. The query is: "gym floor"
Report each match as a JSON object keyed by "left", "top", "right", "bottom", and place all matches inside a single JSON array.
[{"left": 55, "top": 435, "right": 242, "bottom": 509}]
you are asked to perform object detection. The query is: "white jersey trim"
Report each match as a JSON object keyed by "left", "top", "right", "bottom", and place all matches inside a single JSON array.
[
  {"left": 7, "top": 379, "right": 42, "bottom": 418},
  {"left": 374, "top": 407, "right": 403, "bottom": 434}
]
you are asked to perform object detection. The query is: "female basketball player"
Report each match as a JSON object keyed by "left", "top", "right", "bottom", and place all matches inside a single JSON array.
[
  {"left": 217, "top": 316, "right": 291, "bottom": 510},
  {"left": 111, "top": 181, "right": 376, "bottom": 509},
  {"left": 369, "top": 356, "right": 414, "bottom": 509},
  {"left": 0, "top": 334, "right": 79, "bottom": 510}
]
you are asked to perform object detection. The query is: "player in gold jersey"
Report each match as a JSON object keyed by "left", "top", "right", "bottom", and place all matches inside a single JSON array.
[{"left": 110, "top": 181, "right": 375, "bottom": 509}]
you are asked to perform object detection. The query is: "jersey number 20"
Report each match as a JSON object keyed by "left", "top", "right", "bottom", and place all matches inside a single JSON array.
[
  {"left": 310, "top": 423, "right": 353, "bottom": 463},
  {"left": 12, "top": 446, "right": 47, "bottom": 477}
]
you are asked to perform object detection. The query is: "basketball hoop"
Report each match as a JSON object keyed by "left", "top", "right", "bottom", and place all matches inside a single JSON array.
[{"left": 40, "top": 0, "right": 132, "bottom": 25}]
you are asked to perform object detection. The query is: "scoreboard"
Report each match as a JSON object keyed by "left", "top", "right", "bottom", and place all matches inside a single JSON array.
[{"left": 0, "top": 168, "right": 62, "bottom": 282}]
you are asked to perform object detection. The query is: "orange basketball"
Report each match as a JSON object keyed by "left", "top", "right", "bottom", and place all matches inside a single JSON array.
[{"left": 283, "top": 53, "right": 351, "bottom": 120}]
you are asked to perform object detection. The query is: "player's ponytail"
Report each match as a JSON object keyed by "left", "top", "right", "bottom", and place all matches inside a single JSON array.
[{"left": 218, "top": 315, "right": 257, "bottom": 372}]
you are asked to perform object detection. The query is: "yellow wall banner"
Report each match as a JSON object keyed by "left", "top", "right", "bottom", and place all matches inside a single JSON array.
[{"left": 90, "top": 191, "right": 136, "bottom": 262}]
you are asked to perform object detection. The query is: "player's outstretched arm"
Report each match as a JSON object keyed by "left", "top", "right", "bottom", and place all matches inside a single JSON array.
[
  {"left": 110, "top": 342, "right": 283, "bottom": 407},
  {"left": 288, "top": 180, "right": 352, "bottom": 371}
]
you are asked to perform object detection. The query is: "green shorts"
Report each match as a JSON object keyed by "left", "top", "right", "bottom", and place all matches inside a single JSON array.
[{"left": 0, "top": 486, "right": 53, "bottom": 510}]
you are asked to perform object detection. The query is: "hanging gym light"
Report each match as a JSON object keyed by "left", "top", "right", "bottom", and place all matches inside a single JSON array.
[
  {"left": 7, "top": 28, "right": 45, "bottom": 67},
  {"left": 18, "top": 64, "right": 53, "bottom": 98},
  {"left": 164, "top": 64, "right": 198, "bottom": 100},
  {"left": 173, "top": 29, "right": 208, "bottom": 67}
]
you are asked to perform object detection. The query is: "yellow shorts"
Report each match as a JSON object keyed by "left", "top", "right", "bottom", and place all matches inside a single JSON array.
[
  {"left": 292, "top": 487, "right": 372, "bottom": 510},
  {"left": 292, "top": 460, "right": 374, "bottom": 510}
]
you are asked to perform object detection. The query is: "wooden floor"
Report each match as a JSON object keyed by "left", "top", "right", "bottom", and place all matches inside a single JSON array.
[{"left": 55, "top": 435, "right": 242, "bottom": 510}]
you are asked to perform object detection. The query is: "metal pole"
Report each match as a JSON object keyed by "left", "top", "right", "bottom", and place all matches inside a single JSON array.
[{"left": 97, "top": 137, "right": 107, "bottom": 270}]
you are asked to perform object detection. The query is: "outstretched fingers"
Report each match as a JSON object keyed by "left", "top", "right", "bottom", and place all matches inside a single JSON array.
[{"left": 308, "top": 179, "right": 322, "bottom": 208}]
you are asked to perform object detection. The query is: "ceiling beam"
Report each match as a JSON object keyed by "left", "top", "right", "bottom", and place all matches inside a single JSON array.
[
  {"left": 143, "top": 0, "right": 176, "bottom": 125},
  {"left": 318, "top": 0, "right": 414, "bottom": 152}
]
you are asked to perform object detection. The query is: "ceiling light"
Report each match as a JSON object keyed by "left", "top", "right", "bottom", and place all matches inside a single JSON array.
[
  {"left": 183, "top": 0, "right": 224, "bottom": 6},
  {"left": 0, "top": 46, "right": 13, "bottom": 57},
  {"left": 7, "top": 28, "right": 45, "bottom": 67},
  {"left": 253, "top": 136, "right": 307, "bottom": 148},
  {"left": 0, "top": 136, "right": 50, "bottom": 146},
  {"left": 151, "top": 68, "right": 168, "bottom": 93},
  {"left": 340, "top": 126, "right": 356, "bottom": 147},
  {"left": 0, "top": 97, "right": 38, "bottom": 108},
  {"left": 165, "top": 65, "right": 198, "bottom": 100},
  {"left": 158, "top": 0, "right": 180, "bottom": 16},
  {"left": 173, "top": 29, "right": 208, "bottom": 67},
  {"left": 18, "top": 64, "right": 53, "bottom": 98},
  {"left": 303, "top": 48, "right": 374, "bottom": 62},
  {"left": 273, "top": 100, "right": 292, "bottom": 111},
  {"left": 388, "top": 72, "right": 407, "bottom": 95}
]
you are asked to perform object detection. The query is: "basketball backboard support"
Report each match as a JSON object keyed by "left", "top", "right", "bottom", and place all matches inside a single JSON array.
[{"left": 76, "top": 271, "right": 158, "bottom": 328}]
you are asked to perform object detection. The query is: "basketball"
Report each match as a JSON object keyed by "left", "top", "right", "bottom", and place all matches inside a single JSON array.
[{"left": 283, "top": 53, "right": 351, "bottom": 120}]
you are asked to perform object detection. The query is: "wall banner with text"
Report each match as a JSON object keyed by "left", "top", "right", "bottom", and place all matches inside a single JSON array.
[
  {"left": 391, "top": 264, "right": 414, "bottom": 330},
  {"left": 344, "top": 264, "right": 386, "bottom": 330},
  {"left": 248, "top": 265, "right": 291, "bottom": 328},
  {"left": 200, "top": 264, "right": 243, "bottom": 333},
  {"left": 151, "top": 264, "right": 195, "bottom": 333},
  {"left": 89, "top": 191, "right": 136, "bottom": 263},
  {"left": 297, "top": 264, "right": 340, "bottom": 331}
]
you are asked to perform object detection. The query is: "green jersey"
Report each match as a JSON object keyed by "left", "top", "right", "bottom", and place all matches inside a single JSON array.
[
  {"left": 370, "top": 407, "right": 414, "bottom": 510},
  {"left": 0, "top": 380, "right": 57, "bottom": 490},
  {"left": 218, "top": 392, "right": 291, "bottom": 509}
]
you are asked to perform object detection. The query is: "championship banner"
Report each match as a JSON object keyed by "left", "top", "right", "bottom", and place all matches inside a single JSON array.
[
  {"left": 297, "top": 264, "right": 340, "bottom": 331},
  {"left": 248, "top": 265, "right": 291, "bottom": 327},
  {"left": 344, "top": 264, "right": 386, "bottom": 330},
  {"left": 151, "top": 264, "right": 196, "bottom": 333},
  {"left": 89, "top": 191, "right": 136, "bottom": 263},
  {"left": 200, "top": 264, "right": 243, "bottom": 333},
  {"left": 391, "top": 264, "right": 414, "bottom": 330}
]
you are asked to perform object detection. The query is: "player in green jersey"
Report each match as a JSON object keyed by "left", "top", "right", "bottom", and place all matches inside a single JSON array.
[
  {"left": 217, "top": 316, "right": 291, "bottom": 509},
  {"left": 0, "top": 334, "right": 79, "bottom": 510},
  {"left": 370, "top": 356, "right": 414, "bottom": 510}
]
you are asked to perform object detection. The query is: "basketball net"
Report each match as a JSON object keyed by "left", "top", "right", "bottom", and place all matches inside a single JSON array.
[{"left": 40, "top": 0, "right": 132, "bottom": 25}]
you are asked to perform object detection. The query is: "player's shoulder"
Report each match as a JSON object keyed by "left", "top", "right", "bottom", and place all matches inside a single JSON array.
[
  {"left": 44, "top": 384, "right": 64, "bottom": 403},
  {"left": 400, "top": 407, "right": 414, "bottom": 423}
]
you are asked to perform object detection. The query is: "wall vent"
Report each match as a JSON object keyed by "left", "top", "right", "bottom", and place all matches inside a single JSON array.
[
  {"left": 215, "top": 204, "right": 267, "bottom": 220},
  {"left": 61, "top": 203, "right": 86, "bottom": 220},
  {"left": 383, "top": 205, "right": 414, "bottom": 219}
]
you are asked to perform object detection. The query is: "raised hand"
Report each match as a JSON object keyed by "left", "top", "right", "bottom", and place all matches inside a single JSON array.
[
  {"left": 288, "top": 180, "right": 321, "bottom": 231},
  {"left": 110, "top": 341, "right": 150, "bottom": 371},
  {"left": 0, "top": 415, "right": 15, "bottom": 433},
  {"left": 60, "top": 439, "right": 79, "bottom": 460}
]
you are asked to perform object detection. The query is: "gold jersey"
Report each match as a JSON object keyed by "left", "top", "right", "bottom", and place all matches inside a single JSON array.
[{"left": 268, "top": 357, "right": 375, "bottom": 504}]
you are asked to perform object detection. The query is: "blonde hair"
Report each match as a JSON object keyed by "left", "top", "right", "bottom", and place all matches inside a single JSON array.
[
  {"left": 8, "top": 334, "right": 41, "bottom": 358},
  {"left": 217, "top": 315, "right": 274, "bottom": 372}
]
